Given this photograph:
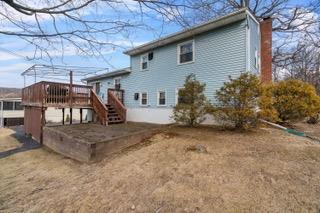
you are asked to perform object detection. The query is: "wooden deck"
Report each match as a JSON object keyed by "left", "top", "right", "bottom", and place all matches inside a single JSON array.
[
  {"left": 22, "top": 81, "right": 127, "bottom": 143},
  {"left": 22, "top": 81, "right": 93, "bottom": 108}
]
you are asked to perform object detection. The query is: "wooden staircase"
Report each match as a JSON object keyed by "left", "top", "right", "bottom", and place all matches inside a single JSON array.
[
  {"left": 107, "top": 90, "right": 126, "bottom": 125},
  {"left": 91, "top": 89, "right": 126, "bottom": 125},
  {"left": 106, "top": 104, "right": 124, "bottom": 124}
]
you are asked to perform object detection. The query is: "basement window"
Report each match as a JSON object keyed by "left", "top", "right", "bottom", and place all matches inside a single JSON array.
[
  {"left": 178, "top": 40, "right": 194, "bottom": 64},
  {"left": 140, "top": 92, "right": 148, "bottom": 106}
]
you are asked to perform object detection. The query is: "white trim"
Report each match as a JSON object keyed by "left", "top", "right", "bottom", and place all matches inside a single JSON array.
[
  {"left": 157, "top": 90, "right": 167, "bottom": 107},
  {"left": 0, "top": 98, "right": 22, "bottom": 101},
  {"left": 177, "top": 40, "right": 195, "bottom": 65},
  {"left": 140, "top": 92, "right": 149, "bottom": 106},
  {"left": 140, "top": 54, "right": 149, "bottom": 71},
  {"left": 246, "top": 10, "right": 260, "bottom": 26}
]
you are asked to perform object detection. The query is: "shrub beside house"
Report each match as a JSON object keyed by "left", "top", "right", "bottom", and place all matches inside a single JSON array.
[{"left": 173, "top": 73, "right": 320, "bottom": 129}]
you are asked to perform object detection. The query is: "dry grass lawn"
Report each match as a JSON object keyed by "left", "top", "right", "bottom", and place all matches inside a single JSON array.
[
  {"left": 0, "top": 125, "right": 320, "bottom": 212},
  {"left": 293, "top": 122, "right": 320, "bottom": 140}
]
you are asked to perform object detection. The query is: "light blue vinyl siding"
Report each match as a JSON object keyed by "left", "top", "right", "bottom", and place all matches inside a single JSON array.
[
  {"left": 88, "top": 74, "right": 130, "bottom": 102},
  {"left": 124, "top": 20, "right": 247, "bottom": 108},
  {"left": 93, "top": 19, "right": 253, "bottom": 109}
]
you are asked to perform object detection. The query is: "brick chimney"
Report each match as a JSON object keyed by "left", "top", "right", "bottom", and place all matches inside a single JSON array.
[{"left": 260, "top": 17, "right": 273, "bottom": 83}]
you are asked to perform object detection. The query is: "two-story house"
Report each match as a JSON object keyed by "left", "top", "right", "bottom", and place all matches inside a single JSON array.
[{"left": 83, "top": 8, "right": 272, "bottom": 124}]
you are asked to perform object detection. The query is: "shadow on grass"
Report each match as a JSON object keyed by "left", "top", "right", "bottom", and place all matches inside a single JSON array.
[{"left": 0, "top": 126, "right": 41, "bottom": 159}]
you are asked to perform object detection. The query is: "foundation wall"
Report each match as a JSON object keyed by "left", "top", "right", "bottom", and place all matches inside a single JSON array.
[
  {"left": 43, "top": 127, "right": 93, "bottom": 162},
  {"left": 43, "top": 126, "right": 160, "bottom": 163}
]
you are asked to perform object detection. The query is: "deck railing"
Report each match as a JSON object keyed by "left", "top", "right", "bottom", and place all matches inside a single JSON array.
[
  {"left": 22, "top": 81, "right": 92, "bottom": 108},
  {"left": 91, "top": 90, "right": 109, "bottom": 125},
  {"left": 108, "top": 90, "right": 126, "bottom": 121}
]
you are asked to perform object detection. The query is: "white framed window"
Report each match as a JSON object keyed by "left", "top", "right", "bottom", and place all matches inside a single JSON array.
[
  {"left": 157, "top": 90, "right": 166, "bottom": 106},
  {"left": 141, "top": 54, "right": 149, "bottom": 70},
  {"left": 3, "top": 101, "right": 14, "bottom": 110},
  {"left": 114, "top": 77, "right": 121, "bottom": 89},
  {"left": 177, "top": 40, "right": 194, "bottom": 65},
  {"left": 95, "top": 82, "right": 101, "bottom": 94},
  {"left": 14, "top": 101, "right": 23, "bottom": 110},
  {"left": 140, "top": 92, "right": 148, "bottom": 106}
]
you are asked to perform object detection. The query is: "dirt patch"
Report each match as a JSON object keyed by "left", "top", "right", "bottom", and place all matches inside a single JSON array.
[
  {"left": 0, "top": 125, "right": 320, "bottom": 212},
  {"left": 51, "top": 122, "right": 162, "bottom": 143}
]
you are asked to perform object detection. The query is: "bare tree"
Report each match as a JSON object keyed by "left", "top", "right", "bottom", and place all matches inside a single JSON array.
[
  {"left": 275, "top": 40, "right": 320, "bottom": 93},
  {"left": 1, "top": 0, "right": 320, "bottom": 75},
  {"left": 0, "top": 0, "right": 204, "bottom": 62},
  {"left": 0, "top": 0, "right": 150, "bottom": 62}
]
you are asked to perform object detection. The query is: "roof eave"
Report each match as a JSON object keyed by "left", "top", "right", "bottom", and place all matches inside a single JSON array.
[
  {"left": 124, "top": 8, "right": 248, "bottom": 56},
  {"left": 82, "top": 69, "right": 131, "bottom": 82}
]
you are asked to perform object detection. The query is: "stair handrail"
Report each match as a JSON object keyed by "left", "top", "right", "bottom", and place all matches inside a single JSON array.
[
  {"left": 108, "top": 90, "right": 127, "bottom": 122},
  {"left": 91, "top": 89, "right": 108, "bottom": 125}
]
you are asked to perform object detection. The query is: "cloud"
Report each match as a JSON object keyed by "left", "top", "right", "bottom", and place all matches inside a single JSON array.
[
  {"left": 0, "top": 51, "right": 22, "bottom": 61},
  {"left": 0, "top": 63, "right": 30, "bottom": 88},
  {"left": 0, "top": 63, "right": 32, "bottom": 74}
]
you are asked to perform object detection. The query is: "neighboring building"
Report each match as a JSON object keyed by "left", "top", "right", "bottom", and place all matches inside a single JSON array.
[
  {"left": 83, "top": 8, "right": 272, "bottom": 124},
  {"left": 0, "top": 88, "right": 24, "bottom": 127}
]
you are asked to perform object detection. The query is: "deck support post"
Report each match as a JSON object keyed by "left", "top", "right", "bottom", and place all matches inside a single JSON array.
[
  {"left": 40, "top": 107, "right": 46, "bottom": 144},
  {"left": 62, "top": 108, "right": 65, "bottom": 125},
  {"left": 69, "top": 70, "right": 73, "bottom": 125},
  {"left": 80, "top": 108, "right": 83, "bottom": 124},
  {"left": 70, "top": 108, "right": 73, "bottom": 124}
]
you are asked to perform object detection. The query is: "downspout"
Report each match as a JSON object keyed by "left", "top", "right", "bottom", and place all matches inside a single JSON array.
[{"left": 245, "top": 15, "right": 250, "bottom": 72}]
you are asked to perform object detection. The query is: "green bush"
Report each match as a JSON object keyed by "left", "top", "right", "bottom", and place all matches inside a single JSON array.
[
  {"left": 258, "top": 84, "right": 279, "bottom": 122},
  {"left": 213, "top": 73, "right": 262, "bottom": 130},
  {"left": 272, "top": 79, "right": 320, "bottom": 122},
  {"left": 172, "top": 74, "right": 211, "bottom": 126}
]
